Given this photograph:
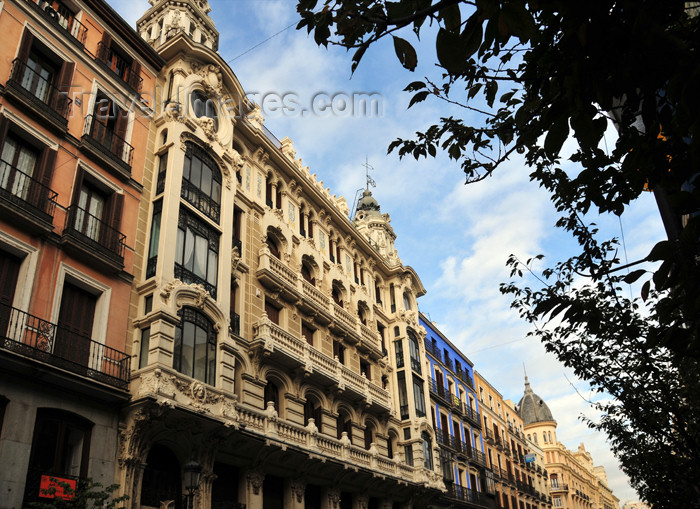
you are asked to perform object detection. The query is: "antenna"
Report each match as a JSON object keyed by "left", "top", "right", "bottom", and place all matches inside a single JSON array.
[
  {"left": 363, "top": 157, "right": 376, "bottom": 190},
  {"left": 350, "top": 158, "right": 376, "bottom": 218}
]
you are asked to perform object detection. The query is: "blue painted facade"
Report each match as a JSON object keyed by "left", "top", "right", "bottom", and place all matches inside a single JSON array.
[{"left": 419, "top": 313, "right": 490, "bottom": 501}]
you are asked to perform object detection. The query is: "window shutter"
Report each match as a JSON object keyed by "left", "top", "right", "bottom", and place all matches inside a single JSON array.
[
  {"left": 70, "top": 168, "right": 85, "bottom": 205},
  {"left": 128, "top": 60, "right": 142, "bottom": 92},
  {"left": 17, "top": 30, "right": 34, "bottom": 63},
  {"left": 55, "top": 61, "right": 75, "bottom": 117},
  {"left": 108, "top": 192, "right": 124, "bottom": 231},
  {"left": 0, "top": 116, "right": 10, "bottom": 156},
  {"left": 114, "top": 110, "right": 129, "bottom": 163},
  {"left": 99, "top": 31, "right": 112, "bottom": 62},
  {"left": 33, "top": 148, "right": 57, "bottom": 213}
]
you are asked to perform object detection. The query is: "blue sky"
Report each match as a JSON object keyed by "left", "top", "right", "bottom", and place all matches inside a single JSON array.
[{"left": 118, "top": 1, "right": 665, "bottom": 504}]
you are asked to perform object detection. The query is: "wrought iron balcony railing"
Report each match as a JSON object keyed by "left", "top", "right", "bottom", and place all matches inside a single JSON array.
[
  {"left": 0, "top": 303, "right": 130, "bottom": 389},
  {"left": 0, "top": 159, "right": 57, "bottom": 219},
  {"left": 8, "top": 58, "right": 73, "bottom": 119},
  {"left": 25, "top": 0, "right": 87, "bottom": 45},
  {"left": 174, "top": 263, "right": 217, "bottom": 299},
  {"left": 96, "top": 42, "right": 143, "bottom": 91},
  {"left": 181, "top": 178, "right": 221, "bottom": 222},
  {"left": 83, "top": 115, "right": 134, "bottom": 169},
  {"left": 64, "top": 205, "right": 125, "bottom": 260}
]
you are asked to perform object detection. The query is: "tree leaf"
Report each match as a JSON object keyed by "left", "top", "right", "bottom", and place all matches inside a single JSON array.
[
  {"left": 623, "top": 269, "right": 646, "bottom": 284},
  {"left": 544, "top": 116, "right": 570, "bottom": 159},
  {"left": 439, "top": 3, "right": 462, "bottom": 33},
  {"left": 393, "top": 36, "right": 418, "bottom": 71},
  {"left": 408, "top": 90, "right": 430, "bottom": 108},
  {"left": 436, "top": 28, "right": 468, "bottom": 74}
]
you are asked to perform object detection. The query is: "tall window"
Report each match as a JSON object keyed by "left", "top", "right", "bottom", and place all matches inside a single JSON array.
[
  {"left": 182, "top": 142, "right": 222, "bottom": 222},
  {"left": 26, "top": 409, "right": 92, "bottom": 485},
  {"left": 146, "top": 200, "right": 161, "bottom": 278},
  {"left": 413, "top": 376, "right": 426, "bottom": 417},
  {"left": 0, "top": 133, "right": 38, "bottom": 201},
  {"left": 408, "top": 330, "right": 422, "bottom": 374},
  {"left": 303, "top": 397, "right": 323, "bottom": 432},
  {"left": 173, "top": 307, "right": 216, "bottom": 385},
  {"left": 422, "top": 432, "right": 433, "bottom": 470},
  {"left": 175, "top": 209, "right": 219, "bottom": 298},
  {"left": 264, "top": 379, "right": 279, "bottom": 411},
  {"left": 191, "top": 90, "right": 218, "bottom": 130},
  {"left": 394, "top": 339, "right": 404, "bottom": 368},
  {"left": 397, "top": 371, "right": 409, "bottom": 420}
]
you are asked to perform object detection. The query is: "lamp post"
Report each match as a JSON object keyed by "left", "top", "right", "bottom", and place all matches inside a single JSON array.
[{"left": 184, "top": 460, "right": 202, "bottom": 509}]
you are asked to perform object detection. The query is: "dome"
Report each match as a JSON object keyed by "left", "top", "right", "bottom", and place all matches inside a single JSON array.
[
  {"left": 356, "top": 189, "right": 381, "bottom": 214},
  {"left": 517, "top": 376, "right": 556, "bottom": 426}
]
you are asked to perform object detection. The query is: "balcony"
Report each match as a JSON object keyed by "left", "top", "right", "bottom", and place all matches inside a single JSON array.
[
  {"left": 429, "top": 378, "right": 449, "bottom": 402},
  {"left": 445, "top": 484, "right": 487, "bottom": 507},
  {"left": 485, "top": 428, "right": 495, "bottom": 444},
  {"left": 181, "top": 179, "right": 220, "bottom": 222},
  {"left": 423, "top": 339, "right": 442, "bottom": 362},
  {"left": 174, "top": 263, "right": 217, "bottom": 299},
  {"left": 24, "top": 0, "right": 87, "bottom": 46},
  {"left": 95, "top": 42, "right": 143, "bottom": 92},
  {"left": 80, "top": 115, "right": 134, "bottom": 180},
  {"left": 61, "top": 205, "right": 125, "bottom": 273},
  {"left": 0, "top": 303, "right": 130, "bottom": 390},
  {"left": 5, "top": 58, "right": 72, "bottom": 133},
  {"left": 252, "top": 318, "right": 390, "bottom": 412},
  {"left": 462, "top": 403, "right": 482, "bottom": 428},
  {"left": 0, "top": 160, "right": 57, "bottom": 234},
  {"left": 469, "top": 448, "right": 487, "bottom": 467},
  {"left": 550, "top": 482, "right": 568, "bottom": 492}
]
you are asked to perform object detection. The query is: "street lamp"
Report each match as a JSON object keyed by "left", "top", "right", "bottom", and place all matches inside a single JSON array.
[{"left": 183, "top": 460, "right": 202, "bottom": 509}]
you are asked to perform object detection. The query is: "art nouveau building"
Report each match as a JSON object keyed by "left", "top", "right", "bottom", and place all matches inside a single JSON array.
[
  {"left": 118, "top": 1, "right": 442, "bottom": 508},
  {"left": 517, "top": 378, "right": 619, "bottom": 509},
  {"left": 418, "top": 313, "right": 491, "bottom": 508},
  {"left": 0, "top": 0, "right": 162, "bottom": 507},
  {"left": 474, "top": 373, "right": 552, "bottom": 509}
]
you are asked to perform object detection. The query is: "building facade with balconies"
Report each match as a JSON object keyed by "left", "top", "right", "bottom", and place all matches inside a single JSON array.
[
  {"left": 418, "top": 313, "right": 490, "bottom": 509},
  {"left": 474, "top": 373, "right": 551, "bottom": 509},
  {"left": 0, "top": 0, "right": 163, "bottom": 506},
  {"left": 517, "top": 378, "right": 619, "bottom": 509},
  {"left": 120, "top": 1, "right": 442, "bottom": 508}
]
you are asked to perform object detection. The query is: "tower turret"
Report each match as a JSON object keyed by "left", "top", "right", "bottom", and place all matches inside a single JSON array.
[
  {"left": 353, "top": 189, "right": 400, "bottom": 266},
  {"left": 137, "top": 0, "right": 219, "bottom": 51}
]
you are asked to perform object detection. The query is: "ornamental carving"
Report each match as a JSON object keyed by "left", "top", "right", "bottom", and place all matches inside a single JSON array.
[
  {"left": 161, "top": 280, "right": 182, "bottom": 303},
  {"left": 246, "top": 469, "right": 265, "bottom": 495},
  {"left": 327, "top": 489, "right": 340, "bottom": 509},
  {"left": 197, "top": 117, "right": 217, "bottom": 141},
  {"left": 290, "top": 479, "right": 306, "bottom": 503}
]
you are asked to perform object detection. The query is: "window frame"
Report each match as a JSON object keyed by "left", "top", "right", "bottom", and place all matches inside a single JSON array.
[{"left": 173, "top": 306, "right": 217, "bottom": 386}]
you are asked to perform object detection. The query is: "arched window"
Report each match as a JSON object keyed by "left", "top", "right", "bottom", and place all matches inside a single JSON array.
[
  {"left": 364, "top": 420, "right": 374, "bottom": 450},
  {"left": 403, "top": 291, "right": 412, "bottom": 310},
  {"left": 422, "top": 432, "right": 433, "bottom": 470},
  {"left": 264, "top": 379, "right": 279, "bottom": 412},
  {"left": 175, "top": 209, "right": 219, "bottom": 297},
  {"left": 336, "top": 411, "right": 352, "bottom": 443},
  {"left": 303, "top": 396, "right": 323, "bottom": 433},
  {"left": 173, "top": 307, "right": 216, "bottom": 385},
  {"left": 266, "top": 236, "right": 280, "bottom": 259},
  {"left": 190, "top": 90, "right": 218, "bottom": 130},
  {"left": 407, "top": 329, "right": 421, "bottom": 374},
  {"left": 331, "top": 281, "right": 344, "bottom": 307},
  {"left": 301, "top": 258, "right": 315, "bottom": 285},
  {"left": 140, "top": 445, "right": 181, "bottom": 508},
  {"left": 182, "top": 142, "right": 222, "bottom": 222}
]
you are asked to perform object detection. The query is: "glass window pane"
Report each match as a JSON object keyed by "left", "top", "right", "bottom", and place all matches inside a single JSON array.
[
  {"left": 183, "top": 228, "right": 195, "bottom": 271},
  {"left": 201, "top": 164, "right": 212, "bottom": 197},
  {"left": 190, "top": 156, "right": 202, "bottom": 186},
  {"left": 211, "top": 179, "right": 221, "bottom": 204},
  {"left": 183, "top": 154, "right": 191, "bottom": 180},
  {"left": 182, "top": 322, "right": 195, "bottom": 377},
  {"left": 207, "top": 341, "right": 216, "bottom": 386},
  {"left": 194, "top": 235, "right": 207, "bottom": 278},
  {"left": 193, "top": 325, "right": 207, "bottom": 382},
  {"left": 148, "top": 211, "right": 161, "bottom": 258},
  {"left": 207, "top": 249, "right": 218, "bottom": 286},
  {"left": 173, "top": 325, "right": 182, "bottom": 371},
  {"left": 175, "top": 227, "right": 184, "bottom": 265}
]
